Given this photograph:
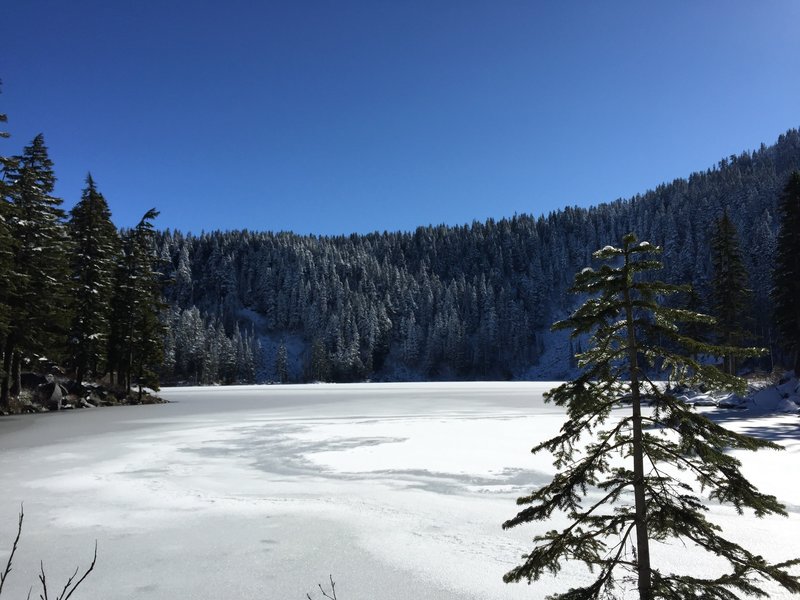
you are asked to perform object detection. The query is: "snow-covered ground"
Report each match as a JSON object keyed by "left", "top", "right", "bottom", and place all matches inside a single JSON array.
[{"left": 0, "top": 382, "right": 797, "bottom": 599}]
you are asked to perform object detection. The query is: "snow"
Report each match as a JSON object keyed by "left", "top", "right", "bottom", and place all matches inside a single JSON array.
[
  {"left": 0, "top": 382, "right": 797, "bottom": 599},
  {"left": 714, "top": 375, "right": 800, "bottom": 414}
]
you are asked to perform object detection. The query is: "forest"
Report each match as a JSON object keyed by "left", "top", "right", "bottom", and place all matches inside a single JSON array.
[
  {"left": 2, "top": 113, "right": 800, "bottom": 400},
  {"left": 156, "top": 128, "right": 800, "bottom": 383}
]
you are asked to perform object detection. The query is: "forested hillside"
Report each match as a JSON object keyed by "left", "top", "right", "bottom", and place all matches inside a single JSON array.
[{"left": 157, "top": 128, "right": 800, "bottom": 383}]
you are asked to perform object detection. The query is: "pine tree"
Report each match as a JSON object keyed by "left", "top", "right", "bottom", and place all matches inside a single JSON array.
[
  {"left": 503, "top": 234, "right": 799, "bottom": 600},
  {"left": 308, "top": 338, "right": 330, "bottom": 382},
  {"left": 107, "top": 209, "right": 164, "bottom": 399},
  {"left": 1, "top": 135, "right": 69, "bottom": 408},
  {"left": 0, "top": 84, "right": 16, "bottom": 385},
  {"left": 67, "top": 174, "right": 120, "bottom": 385},
  {"left": 710, "top": 210, "right": 751, "bottom": 374},
  {"left": 275, "top": 339, "right": 288, "bottom": 383},
  {"left": 772, "top": 171, "right": 800, "bottom": 374}
]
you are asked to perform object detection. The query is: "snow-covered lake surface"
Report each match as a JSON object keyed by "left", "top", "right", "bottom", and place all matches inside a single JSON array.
[{"left": 0, "top": 382, "right": 798, "bottom": 599}]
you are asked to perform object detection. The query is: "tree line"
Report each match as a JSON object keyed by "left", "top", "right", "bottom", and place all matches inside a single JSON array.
[
  {"left": 0, "top": 131, "right": 164, "bottom": 408},
  {"left": 2, "top": 79, "right": 799, "bottom": 398},
  {"left": 157, "top": 128, "right": 800, "bottom": 382}
]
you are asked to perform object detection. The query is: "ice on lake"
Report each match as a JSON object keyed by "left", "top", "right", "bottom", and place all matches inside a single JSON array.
[{"left": 0, "top": 382, "right": 797, "bottom": 599}]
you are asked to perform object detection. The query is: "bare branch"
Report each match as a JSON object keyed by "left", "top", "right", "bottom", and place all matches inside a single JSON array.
[
  {"left": 38, "top": 561, "right": 47, "bottom": 600},
  {"left": 59, "top": 541, "right": 97, "bottom": 600},
  {"left": 36, "top": 542, "right": 97, "bottom": 600},
  {"left": 307, "top": 575, "right": 338, "bottom": 600},
  {"left": 0, "top": 505, "right": 23, "bottom": 597}
]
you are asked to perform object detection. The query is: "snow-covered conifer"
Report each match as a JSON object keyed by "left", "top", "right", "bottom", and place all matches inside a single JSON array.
[
  {"left": 275, "top": 339, "right": 288, "bottom": 383},
  {"left": 1, "top": 135, "right": 69, "bottom": 407},
  {"left": 710, "top": 209, "right": 751, "bottom": 374},
  {"left": 67, "top": 174, "right": 120, "bottom": 385},
  {"left": 772, "top": 171, "right": 800, "bottom": 373},
  {"left": 107, "top": 209, "right": 164, "bottom": 398},
  {"left": 503, "top": 234, "right": 799, "bottom": 600}
]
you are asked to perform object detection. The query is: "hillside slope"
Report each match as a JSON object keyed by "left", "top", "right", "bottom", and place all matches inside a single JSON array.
[{"left": 156, "top": 128, "right": 800, "bottom": 382}]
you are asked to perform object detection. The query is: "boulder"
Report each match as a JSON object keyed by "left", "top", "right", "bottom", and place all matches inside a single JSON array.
[{"left": 34, "top": 381, "right": 69, "bottom": 411}]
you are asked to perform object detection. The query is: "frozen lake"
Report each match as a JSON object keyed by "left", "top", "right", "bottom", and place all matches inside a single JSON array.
[{"left": 0, "top": 382, "right": 797, "bottom": 599}]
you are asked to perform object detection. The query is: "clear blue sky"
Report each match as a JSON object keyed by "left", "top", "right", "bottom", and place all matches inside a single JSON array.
[{"left": 2, "top": 1, "right": 799, "bottom": 235}]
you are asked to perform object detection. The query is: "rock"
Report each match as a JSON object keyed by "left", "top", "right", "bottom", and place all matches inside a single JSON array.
[{"left": 35, "top": 380, "right": 69, "bottom": 410}]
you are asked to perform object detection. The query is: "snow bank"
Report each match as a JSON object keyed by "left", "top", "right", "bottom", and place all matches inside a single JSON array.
[{"left": 739, "top": 374, "right": 800, "bottom": 415}]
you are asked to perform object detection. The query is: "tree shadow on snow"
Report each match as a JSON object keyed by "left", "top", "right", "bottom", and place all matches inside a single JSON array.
[{"left": 705, "top": 408, "right": 800, "bottom": 444}]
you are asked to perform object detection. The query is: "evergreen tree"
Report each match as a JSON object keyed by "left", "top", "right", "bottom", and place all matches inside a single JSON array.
[
  {"left": 107, "top": 209, "right": 164, "bottom": 399},
  {"left": 710, "top": 210, "right": 751, "bottom": 374},
  {"left": 67, "top": 174, "right": 120, "bottom": 385},
  {"left": 1, "top": 135, "right": 69, "bottom": 408},
  {"left": 772, "top": 171, "right": 800, "bottom": 373},
  {"left": 308, "top": 338, "right": 330, "bottom": 382},
  {"left": 0, "top": 84, "right": 16, "bottom": 385},
  {"left": 275, "top": 339, "right": 288, "bottom": 383},
  {"left": 503, "top": 234, "right": 799, "bottom": 600}
]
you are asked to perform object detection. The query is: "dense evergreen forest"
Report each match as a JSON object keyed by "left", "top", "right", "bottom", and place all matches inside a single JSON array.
[
  {"left": 157, "top": 128, "right": 800, "bottom": 383},
  {"left": 0, "top": 124, "right": 165, "bottom": 408},
  {"left": 2, "top": 85, "right": 799, "bottom": 396}
]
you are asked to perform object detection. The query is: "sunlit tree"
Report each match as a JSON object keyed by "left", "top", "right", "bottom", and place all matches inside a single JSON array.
[{"left": 504, "top": 234, "right": 799, "bottom": 600}]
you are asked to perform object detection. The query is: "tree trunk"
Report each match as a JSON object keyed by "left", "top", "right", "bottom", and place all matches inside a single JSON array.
[
  {"left": 624, "top": 253, "right": 653, "bottom": 600},
  {"left": 0, "top": 337, "right": 13, "bottom": 410},
  {"left": 10, "top": 352, "right": 21, "bottom": 398}
]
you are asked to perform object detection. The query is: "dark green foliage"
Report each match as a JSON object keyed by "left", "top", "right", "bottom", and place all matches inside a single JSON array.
[
  {"left": 0, "top": 196, "right": 12, "bottom": 349},
  {"left": 1, "top": 135, "right": 70, "bottom": 408},
  {"left": 0, "top": 83, "right": 174, "bottom": 401},
  {"left": 107, "top": 209, "right": 165, "bottom": 398},
  {"left": 275, "top": 339, "right": 288, "bottom": 383},
  {"left": 710, "top": 211, "right": 751, "bottom": 374},
  {"left": 772, "top": 171, "right": 800, "bottom": 373},
  {"left": 308, "top": 338, "right": 331, "bottom": 382},
  {"left": 67, "top": 174, "right": 120, "bottom": 384},
  {"left": 0, "top": 85, "right": 15, "bottom": 365},
  {"left": 503, "top": 234, "right": 799, "bottom": 600}
]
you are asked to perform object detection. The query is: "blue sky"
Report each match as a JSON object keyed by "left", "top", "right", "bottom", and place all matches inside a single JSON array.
[{"left": 2, "top": 1, "right": 799, "bottom": 235}]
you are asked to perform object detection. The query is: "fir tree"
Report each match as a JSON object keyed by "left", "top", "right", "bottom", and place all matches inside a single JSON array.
[
  {"left": 67, "top": 174, "right": 120, "bottom": 385},
  {"left": 0, "top": 84, "right": 16, "bottom": 384},
  {"left": 710, "top": 210, "right": 751, "bottom": 374},
  {"left": 107, "top": 209, "right": 164, "bottom": 399},
  {"left": 1, "top": 135, "right": 69, "bottom": 408},
  {"left": 308, "top": 338, "right": 330, "bottom": 382},
  {"left": 772, "top": 171, "right": 800, "bottom": 374},
  {"left": 275, "top": 339, "right": 288, "bottom": 383},
  {"left": 503, "top": 234, "right": 799, "bottom": 600}
]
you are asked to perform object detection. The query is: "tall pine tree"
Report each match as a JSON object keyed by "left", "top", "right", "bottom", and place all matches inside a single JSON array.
[
  {"left": 503, "top": 234, "right": 798, "bottom": 600},
  {"left": 67, "top": 174, "right": 120, "bottom": 385},
  {"left": 107, "top": 209, "right": 164, "bottom": 399},
  {"left": 710, "top": 210, "right": 750, "bottom": 374},
  {"left": 0, "top": 84, "right": 16, "bottom": 388},
  {"left": 275, "top": 339, "right": 288, "bottom": 383},
  {"left": 772, "top": 171, "right": 800, "bottom": 374},
  {"left": 1, "top": 135, "right": 69, "bottom": 408}
]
